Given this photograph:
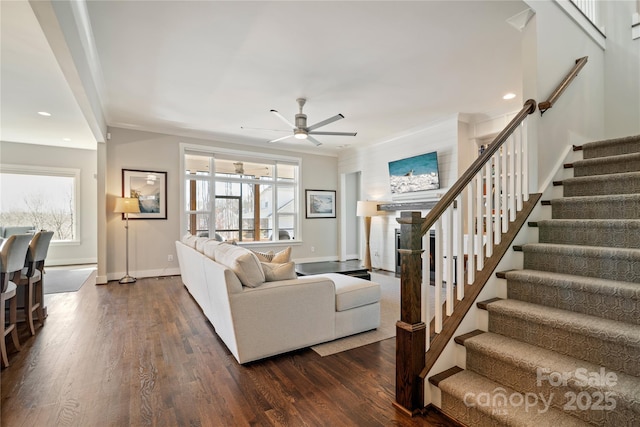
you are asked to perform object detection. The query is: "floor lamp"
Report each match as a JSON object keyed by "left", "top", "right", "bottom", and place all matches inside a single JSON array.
[
  {"left": 356, "top": 201, "right": 380, "bottom": 271},
  {"left": 114, "top": 197, "right": 140, "bottom": 284}
]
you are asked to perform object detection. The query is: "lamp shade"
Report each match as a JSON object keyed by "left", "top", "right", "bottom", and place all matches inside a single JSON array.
[
  {"left": 356, "top": 200, "right": 380, "bottom": 217},
  {"left": 114, "top": 197, "right": 141, "bottom": 214}
]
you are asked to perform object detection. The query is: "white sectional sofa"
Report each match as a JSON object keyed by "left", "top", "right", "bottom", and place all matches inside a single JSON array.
[{"left": 175, "top": 236, "right": 381, "bottom": 364}]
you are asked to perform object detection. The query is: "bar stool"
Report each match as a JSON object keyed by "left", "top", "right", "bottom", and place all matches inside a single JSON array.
[
  {"left": 18, "top": 231, "right": 53, "bottom": 335},
  {"left": 1, "top": 234, "right": 32, "bottom": 368}
]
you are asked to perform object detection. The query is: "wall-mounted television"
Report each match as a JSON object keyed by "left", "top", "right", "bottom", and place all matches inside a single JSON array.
[{"left": 388, "top": 151, "right": 440, "bottom": 195}]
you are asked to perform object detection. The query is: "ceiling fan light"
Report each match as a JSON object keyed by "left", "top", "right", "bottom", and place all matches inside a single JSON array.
[{"left": 294, "top": 130, "right": 307, "bottom": 139}]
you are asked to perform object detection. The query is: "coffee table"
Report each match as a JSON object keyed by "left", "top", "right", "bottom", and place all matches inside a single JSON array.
[{"left": 295, "top": 260, "right": 370, "bottom": 280}]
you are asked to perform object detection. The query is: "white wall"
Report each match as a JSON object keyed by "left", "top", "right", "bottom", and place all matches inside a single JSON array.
[
  {"left": 103, "top": 127, "right": 339, "bottom": 282},
  {"left": 522, "top": 0, "right": 640, "bottom": 191},
  {"left": 0, "top": 141, "right": 98, "bottom": 266},
  {"left": 338, "top": 115, "right": 460, "bottom": 272},
  {"left": 603, "top": 0, "right": 640, "bottom": 137}
]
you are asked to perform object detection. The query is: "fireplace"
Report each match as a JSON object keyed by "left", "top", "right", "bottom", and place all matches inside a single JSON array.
[{"left": 395, "top": 229, "right": 435, "bottom": 278}]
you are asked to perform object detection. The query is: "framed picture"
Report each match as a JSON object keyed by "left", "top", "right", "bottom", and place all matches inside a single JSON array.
[
  {"left": 122, "top": 169, "right": 167, "bottom": 220},
  {"left": 305, "top": 189, "right": 336, "bottom": 219}
]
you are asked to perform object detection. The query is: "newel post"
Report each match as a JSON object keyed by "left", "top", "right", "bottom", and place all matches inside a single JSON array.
[{"left": 394, "top": 211, "right": 426, "bottom": 416}]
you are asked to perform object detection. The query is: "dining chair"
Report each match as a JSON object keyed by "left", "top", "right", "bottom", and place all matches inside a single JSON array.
[
  {"left": 18, "top": 231, "right": 54, "bottom": 335},
  {"left": 1, "top": 234, "right": 32, "bottom": 368}
]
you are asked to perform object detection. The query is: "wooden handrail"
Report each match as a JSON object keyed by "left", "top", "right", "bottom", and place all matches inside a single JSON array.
[
  {"left": 418, "top": 98, "right": 537, "bottom": 238},
  {"left": 538, "top": 56, "right": 588, "bottom": 114}
]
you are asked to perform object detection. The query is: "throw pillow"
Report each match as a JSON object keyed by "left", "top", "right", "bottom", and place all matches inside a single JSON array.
[
  {"left": 271, "top": 246, "right": 291, "bottom": 263},
  {"left": 214, "top": 244, "right": 265, "bottom": 288},
  {"left": 251, "top": 249, "right": 275, "bottom": 263},
  {"left": 261, "top": 262, "right": 297, "bottom": 282}
]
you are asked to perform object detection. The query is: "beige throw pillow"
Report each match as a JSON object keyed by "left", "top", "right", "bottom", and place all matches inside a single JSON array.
[
  {"left": 251, "top": 247, "right": 291, "bottom": 263},
  {"left": 271, "top": 247, "right": 291, "bottom": 263},
  {"left": 251, "top": 249, "right": 274, "bottom": 262},
  {"left": 261, "top": 262, "right": 297, "bottom": 282}
]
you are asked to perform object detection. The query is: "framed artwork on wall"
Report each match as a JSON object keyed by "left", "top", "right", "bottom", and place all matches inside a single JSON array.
[
  {"left": 122, "top": 169, "right": 167, "bottom": 219},
  {"left": 305, "top": 189, "right": 336, "bottom": 219}
]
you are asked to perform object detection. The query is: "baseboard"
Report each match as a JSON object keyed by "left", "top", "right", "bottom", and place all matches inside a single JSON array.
[{"left": 106, "top": 267, "right": 181, "bottom": 283}]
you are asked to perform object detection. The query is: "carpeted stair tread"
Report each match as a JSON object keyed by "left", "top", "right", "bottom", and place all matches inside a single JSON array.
[
  {"left": 521, "top": 242, "right": 640, "bottom": 283},
  {"left": 562, "top": 171, "right": 640, "bottom": 196},
  {"left": 572, "top": 152, "right": 640, "bottom": 177},
  {"left": 438, "top": 369, "right": 589, "bottom": 426},
  {"left": 486, "top": 299, "right": 640, "bottom": 376},
  {"left": 536, "top": 219, "right": 640, "bottom": 248},
  {"left": 463, "top": 332, "right": 640, "bottom": 425},
  {"left": 581, "top": 134, "right": 640, "bottom": 159},
  {"left": 504, "top": 269, "right": 640, "bottom": 325},
  {"left": 550, "top": 193, "right": 640, "bottom": 219}
]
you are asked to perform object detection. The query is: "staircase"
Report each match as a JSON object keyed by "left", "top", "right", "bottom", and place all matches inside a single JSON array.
[{"left": 430, "top": 135, "right": 640, "bottom": 426}]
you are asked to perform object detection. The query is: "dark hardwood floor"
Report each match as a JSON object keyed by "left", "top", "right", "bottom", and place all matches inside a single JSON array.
[{"left": 1, "top": 275, "right": 457, "bottom": 426}]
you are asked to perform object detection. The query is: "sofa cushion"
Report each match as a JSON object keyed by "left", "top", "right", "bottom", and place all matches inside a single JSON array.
[
  {"left": 202, "top": 240, "right": 222, "bottom": 259},
  {"left": 326, "top": 273, "right": 381, "bottom": 312},
  {"left": 261, "top": 261, "right": 297, "bottom": 282},
  {"left": 182, "top": 234, "right": 198, "bottom": 248},
  {"left": 195, "top": 237, "right": 216, "bottom": 252},
  {"left": 215, "top": 244, "right": 265, "bottom": 288}
]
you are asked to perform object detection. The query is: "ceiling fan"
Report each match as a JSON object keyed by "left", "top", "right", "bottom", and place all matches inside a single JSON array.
[{"left": 268, "top": 98, "right": 357, "bottom": 146}]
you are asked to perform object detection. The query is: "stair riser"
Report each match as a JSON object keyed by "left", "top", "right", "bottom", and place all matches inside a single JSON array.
[
  {"left": 487, "top": 311, "right": 640, "bottom": 377},
  {"left": 563, "top": 175, "right": 640, "bottom": 196},
  {"left": 574, "top": 157, "right": 640, "bottom": 177},
  {"left": 583, "top": 137, "right": 640, "bottom": 159},
  {"left": 538, "top": 223, "right": 640, "bottom": 248},
  {"left": 552, "top": 199, "right": 640, "bottom": 219},
  {"left": 465, "top": 350, "right": 637, "bottom": 425},
  {"left": 440, "top": 392, "right": 501, "bottom": 427},
  {"left": 523, "top": 250, "right": 640, "bottom": 283},
  {"left": 506, "top": 279, "right": 640, "bottom": 325}
]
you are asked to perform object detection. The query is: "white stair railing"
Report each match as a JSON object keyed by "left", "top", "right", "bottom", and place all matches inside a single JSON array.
[{"left": 424, "top": 119, "right": 532, "bottom": 337}]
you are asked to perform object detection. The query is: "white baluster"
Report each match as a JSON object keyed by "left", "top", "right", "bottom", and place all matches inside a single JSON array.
[
  {"left": 501, "top": 141, "right": 508, "bottom": 231},
  {"left": 484, "top": 161, "right": 493, "bottom": 258},
  {"left": 445, "top": 206, "right": 454, "bottom": 316},
  {"left": 475, "top": 170, "right": 484, "bottom": 270},
  {"left": 455, "top": 194, "right": 464, "bottom": 300},
  {"left": 522, "top": 122, "right": 529, "bottom": 201},
  {"left": 466, "top": 183, "right": 475, "bottom": 284},
  {"left": 508, "top": 136, "right": 516, "bottom": 221},
  {"left": 493, "top": 151, "right": 501, "bottom": 245},
  {"left": 434, "top": 217, "right": 443, "bottom": 333}
]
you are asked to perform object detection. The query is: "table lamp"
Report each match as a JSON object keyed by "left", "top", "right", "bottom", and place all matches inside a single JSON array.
[
  {"left": 356, "top": 200, "right": 380, "bottom": 271},
  {"left": 114, "top": 197, "right": 140, "bottom": 283}
]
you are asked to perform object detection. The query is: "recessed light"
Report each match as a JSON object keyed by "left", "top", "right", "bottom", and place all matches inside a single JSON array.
[
  {"left": 63, "top": 138, "right": 71, "bottom": 142},
  {"left": 37, "top": 111, "right": 51, "bottom": 116},
  {"left": 503, "top": 93, "right": 516, "bottom": 100}
]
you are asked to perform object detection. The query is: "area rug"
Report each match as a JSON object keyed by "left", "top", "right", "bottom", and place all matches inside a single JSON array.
[
  {"left": 311, "top": 271, "right": 440, "bottom": 357},
  {"left": 44, "top": 268, "right": 96, "bottom": 294}
]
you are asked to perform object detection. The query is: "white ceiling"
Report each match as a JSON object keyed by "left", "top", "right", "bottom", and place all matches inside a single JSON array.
[{"left": 1, "top": 0, "right": 529, "bottom": 154}]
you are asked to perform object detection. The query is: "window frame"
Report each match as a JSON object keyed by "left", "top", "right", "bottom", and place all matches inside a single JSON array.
[
  {"left": 179, "top": 143, "right": 302, "bottom": 246},
  {"left": 0, "top": 163, "right": 81, "bottom": 244}
]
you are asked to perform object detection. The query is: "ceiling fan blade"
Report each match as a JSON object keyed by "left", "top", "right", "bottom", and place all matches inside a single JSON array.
[
  {"left": 308, "top": 131, "right": 357, "bottom": 137},
  {"left": 270, "top": 109, "right": 296, "bottom": 129},
  {"left": 306, "top": 135, "right": 322, "bottom": 146},
  {"left": 268, "top": 134, "right": 294, "bottom": 143},
  {"left": 241, "top": 126, "right": 289, "bottom": 133},
  {"left": 306, "top": 114, "right": 344, "bottom": 131}
]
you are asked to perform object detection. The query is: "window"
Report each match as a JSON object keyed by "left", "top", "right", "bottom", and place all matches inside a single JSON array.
[
  {"left": 181, "top": 146, "right": 300, "bottom": 243},
  {"left": 0, "top": 164, "right": 80, "bottom": 242}
]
